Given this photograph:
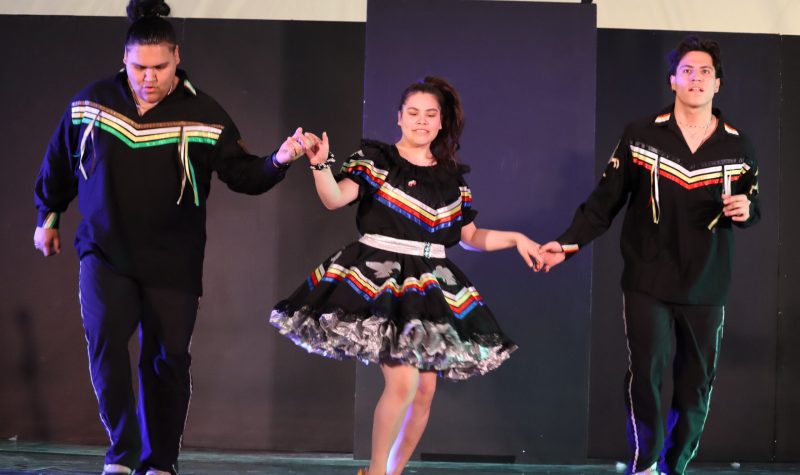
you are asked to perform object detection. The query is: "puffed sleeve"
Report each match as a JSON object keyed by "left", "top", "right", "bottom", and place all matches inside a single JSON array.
[
  {"left": 457, "top": 171, "right": 478, "bottom": 226},
  {"left": 335, "top": 139, "right": 393, "bottom": 203}
]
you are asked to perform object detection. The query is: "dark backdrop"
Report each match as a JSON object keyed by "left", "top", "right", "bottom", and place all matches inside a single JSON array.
[
  {"left": 355, "top": 0, "right": 597, "bottom": 463},
  {"left": 777, "top": 34, "right": 800, "bottom": 462},
  {"left": 1, "top": 5, "right": 798, "bottom": 465}
]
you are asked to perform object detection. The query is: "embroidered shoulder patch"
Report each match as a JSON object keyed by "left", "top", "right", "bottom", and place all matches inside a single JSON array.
[
  {"left": 654, "top": 113, "right": 671, "bottom": 124},
  {"left": 724, "top": 123, "right": 739, "bottom": 135}
]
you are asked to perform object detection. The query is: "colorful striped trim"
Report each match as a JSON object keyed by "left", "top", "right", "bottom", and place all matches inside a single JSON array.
[
  {"left": 724, "top": 123, "right": 740, "bottom": 135},
  {"left": 654, "top": 113, "right": 671, "bottom": 124},
  {"left": 631, "top": 145, "right": 748, "bottom": 190},
  {"left": 42, "top": 212, "right": 60, "bottom": 229},
  {"left": 447, "top": 286, "right": 485, "bottom": 319},
  {"left": 183, "top": 79, "right": 197, "bottom": 96},
  {"left": 308, "top": 263, "right": 484, "bottom": 320},
  {"left": 561, "top": 244, "right": 579, "bottom": 254},
  {"left": 307, "top": 265, "right": 326, "bottom": 290},
  {"left": 342, "top": 157, "right": 470, "bottom": 233},
  {"left": 375, "top": 183, "right": 466, "bottom": 233},
  {"left": 341, "top": 157, "right": 390, "bottom": 188},
  {"left": 460, "top": 186, "right": 473, "bottom": 207},
  {"left": 71, "top": 101, "right": 223, "bottom": 149}
]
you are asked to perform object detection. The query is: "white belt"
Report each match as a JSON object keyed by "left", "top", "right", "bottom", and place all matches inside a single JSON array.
[{"left": 359, "top": 233, "right": 446, "bottom": 259}]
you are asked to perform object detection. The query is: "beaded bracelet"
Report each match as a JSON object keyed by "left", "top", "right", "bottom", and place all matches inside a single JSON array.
[{"left": 309, "top": 152, "right": 336, "bottom": 171}]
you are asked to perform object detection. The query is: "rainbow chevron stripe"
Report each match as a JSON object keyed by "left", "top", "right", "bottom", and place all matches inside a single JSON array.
[
  {"left": 342, "top": 157, "right": 471, "bottom": 233},
  {"left": 631, "top": 145, "right": 748, "bottom": 190},
  {"left": 307, "top": 263, "right": 484, "bottom": 319},
  {"left": 71, "top": 101, "right": 223, "bottom": 149}
]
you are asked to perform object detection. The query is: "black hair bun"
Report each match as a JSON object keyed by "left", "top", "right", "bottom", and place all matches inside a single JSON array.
[{"left": 127, "top": 0, "right": 171, "bottom": 22}]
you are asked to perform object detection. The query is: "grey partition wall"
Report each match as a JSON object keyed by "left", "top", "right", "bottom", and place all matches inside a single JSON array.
[
  {"left": 588, "top": 30, "right": 781, "bottom": 462},
  {"left": 777, "top": 34, "right": 800, "bottom": 462},
  {"left": 355, "top": 0, "right": 597, "bottom": 463}
]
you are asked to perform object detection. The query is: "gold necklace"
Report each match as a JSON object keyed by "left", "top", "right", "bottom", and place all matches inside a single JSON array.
[{"left": 678, "top": 116, "right": 713, "bottom": 139}]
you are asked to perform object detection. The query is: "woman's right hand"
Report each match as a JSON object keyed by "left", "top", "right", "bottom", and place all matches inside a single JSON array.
[{"left": 302, "top": 131, "right": 329, "bottom": 166}]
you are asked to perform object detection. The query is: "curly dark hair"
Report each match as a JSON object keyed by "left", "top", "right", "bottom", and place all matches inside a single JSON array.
[
  {"left": 666, "top": 35, "right": 724, "bottom": 89},
  {"left": 125, "top": 0, "right": 176, "bottom": 50},
  {"left": 397, "top": 76, "right": 465, "bottom": 170}
]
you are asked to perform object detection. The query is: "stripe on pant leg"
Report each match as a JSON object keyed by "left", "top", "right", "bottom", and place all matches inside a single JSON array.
[
  {"left": 78, "top": 261, "right": 114, "bottom": 445},
  {"left": 622, "top": 295, "right": 643, "bottom": 472},
  {"left": 679, "top": 307, "right": 725, "bottom": 474}
]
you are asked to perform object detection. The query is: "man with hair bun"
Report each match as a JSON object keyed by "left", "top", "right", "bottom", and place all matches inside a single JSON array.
[
  {"left": 32, "top": 1, "right": 311, "bottom": 474},
  {"left": 540, "top": 35, "right": 760, "bottom": 475}
]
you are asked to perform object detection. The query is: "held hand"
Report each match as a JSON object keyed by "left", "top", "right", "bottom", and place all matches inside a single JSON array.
[
  {"left": 515, "top": 235, "right": 544, "bottom": 272},
  {"left": 275, "top": 127, "right": 309, "bottom": 164},
  {"left": 304, "top": 131, "right": 330, "bottom": 166},
  {"left": 722, "top": 193, "right": 750, "bottom": 222},
  {"left": 33, "top": 227, "right": 60, "bottom": 257},
  {"left": 539, "top": 241, "right": 566, "bottom": 273}
]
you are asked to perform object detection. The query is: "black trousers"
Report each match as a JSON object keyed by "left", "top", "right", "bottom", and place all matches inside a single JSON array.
[
  {"left": 622, "top": 290, "right": 724, "bottom": 475},
  {"left": 79, "top": 254, "right": 199, "bottom": 474}
]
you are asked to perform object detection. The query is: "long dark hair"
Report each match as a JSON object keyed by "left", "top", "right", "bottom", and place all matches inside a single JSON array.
[
  {"left": 125, "top": 0, "right": 177, "bottom": 50},
  {"left": 398, "top": 76, "right": 465, "bottom": 170},
  {"left": 666, "top": 35, "right": 724, "bottom": 89}
]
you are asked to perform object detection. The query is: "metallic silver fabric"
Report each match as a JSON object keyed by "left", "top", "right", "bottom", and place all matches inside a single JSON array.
[{"left": 270, "top": 308, "right": 515, "bottom": 380}]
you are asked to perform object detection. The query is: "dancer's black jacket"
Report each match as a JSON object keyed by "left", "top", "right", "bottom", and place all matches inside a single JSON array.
[
  {"left": 557, "top": 106, "right": 759, "bottom": 305},
  {"left": 34, "top": 69, "right": 288, "bottom": 295}
]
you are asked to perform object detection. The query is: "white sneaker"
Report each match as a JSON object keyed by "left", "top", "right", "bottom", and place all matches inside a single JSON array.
[
  {"left": 632, "top": 462, "right": 663, "bottom": 475},
  {"left": 102, "top": 464, "right": 132, "bottom": 475}
]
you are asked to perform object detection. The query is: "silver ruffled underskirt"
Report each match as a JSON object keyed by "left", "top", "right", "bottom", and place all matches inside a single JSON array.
[{"left": 269, "top": 307, "right": 516, "bottom": 380}]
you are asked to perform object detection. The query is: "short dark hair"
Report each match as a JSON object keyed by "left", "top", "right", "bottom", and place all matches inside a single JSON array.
[
  {"left": 125, "top": 0, "right": 177, "bottom": 50},
  {"left": 667, "top": 35, "right": 724, "bottom": 88}
]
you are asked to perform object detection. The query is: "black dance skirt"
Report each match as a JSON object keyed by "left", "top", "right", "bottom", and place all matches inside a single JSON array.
[{"left": 270, "top": 241, "right": 516, "bottom": 380}]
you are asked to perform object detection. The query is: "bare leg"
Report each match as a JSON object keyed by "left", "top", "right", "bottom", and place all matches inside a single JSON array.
[
  {"left": 367, "top": 364, "right": 420, "bottom": 475},
  {"left": 386, "top": 371, "right": 437, "bottom": 475}
]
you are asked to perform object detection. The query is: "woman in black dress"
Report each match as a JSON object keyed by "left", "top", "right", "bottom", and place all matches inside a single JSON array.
[{"left": 271, "top": 76, "right": 542, "bottom": 475}]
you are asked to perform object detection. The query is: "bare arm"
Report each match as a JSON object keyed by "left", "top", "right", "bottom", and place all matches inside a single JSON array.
[
  {"left": 312, "top": 167, "right": 360, "bottom": 210},
  {"left": 304, "top": 132, "right": 360, "bottom": 210},
  {"left": 460, "top": 222, "right": 543, "bottom": 270}
]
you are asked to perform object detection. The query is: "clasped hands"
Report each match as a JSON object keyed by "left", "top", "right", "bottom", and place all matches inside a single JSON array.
[
  {"left": 275, "top": 127, "right": 330, "bottom": 166},
  {"left": 534, "top": 192, "right": 751, "bottom": 273}
]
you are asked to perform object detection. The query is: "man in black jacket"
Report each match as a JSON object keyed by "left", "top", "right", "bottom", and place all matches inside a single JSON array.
[
  {"left": 540, "top": 35, "right": 759, "bottom": 475},
  {"left": 32, "top": 2, "right": 313, "bottom": 474}
]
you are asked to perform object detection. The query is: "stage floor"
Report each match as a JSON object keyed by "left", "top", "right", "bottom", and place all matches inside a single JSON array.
[{"left": 1, "top": 442, "right": 798, "bottom": 475}]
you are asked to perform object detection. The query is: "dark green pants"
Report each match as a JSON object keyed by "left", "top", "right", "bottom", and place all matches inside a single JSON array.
[{"left": 622, "top": 290, "right": 725, "bottom": 475}]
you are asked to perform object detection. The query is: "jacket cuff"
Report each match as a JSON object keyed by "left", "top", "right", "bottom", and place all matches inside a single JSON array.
[
  {"left": 561, "top": 243, "right": 580, "bottom": 260},
  {"left": 267, "top": 151, "right": 291, "bottom": 171},
  {"left": 38, "top": 211, "right": 60, "bottom": 229}
]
